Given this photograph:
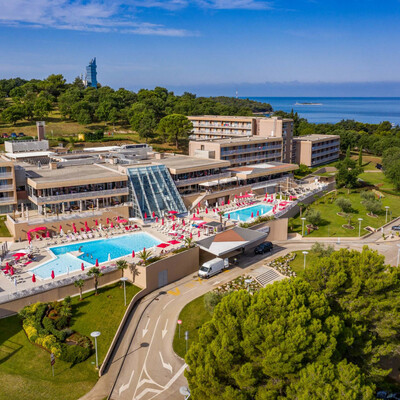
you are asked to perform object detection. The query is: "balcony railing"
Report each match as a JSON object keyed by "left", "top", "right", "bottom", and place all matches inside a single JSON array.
[
  {"left": 174, "top": 172, "right": 231, "bottom": 187},
  {"left": 0, "top": 184, "right": 14, "bottom": 192},
  {"left": 311, "top": 154, "right": 339, "bottom": 166},
  {"left": 221, "top": 144, "right": 282, "bottom": 156},
  {"left": 312, "top": 149, "right": 340, "bottom": 158},
  {"left": 30, "top": 187, "right": 129, "bottom": 204},
  {"left": 0, "top": 173, "right": 13, "bottom": 179},
  {"left": 0, "top": 197, "right": 15, "bottom": 204}
]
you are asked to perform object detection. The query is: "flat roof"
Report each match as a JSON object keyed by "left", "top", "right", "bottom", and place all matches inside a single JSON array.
[
  {"left": 293, "top": 134, "right": 340, "bottom": 142},
  {"left": 230, "top": 161, "right": 298, "bottom": 178},
  {"left": 154, "top": 154, "right": 230, "bottom": 173},
  {"left": 5, "top": 151, "right": 55, "bottom": 159},
  {"left": 25, "top": 163, "right": 127, "bottom": 189}
]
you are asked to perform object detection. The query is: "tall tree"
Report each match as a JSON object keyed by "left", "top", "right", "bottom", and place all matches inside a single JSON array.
[
  {"left": 130, "top": 110, "right": 156, "bottom": 143},
  {"left": 87, "top": 267, "right": 103, "bottom": 295},
  {"left": 157, "top": 114, "right": 193, "bottom": 148}
]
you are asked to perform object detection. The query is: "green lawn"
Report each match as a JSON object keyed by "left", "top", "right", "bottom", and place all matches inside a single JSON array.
[
  {"left": 0, "top": 281, "right": 140, "bottom": 400},
  {"left": 0, "top": 215, "right": 12, "bottom": 237},
  {"left": 291, "top": 190, "right": 400, "bottom": 237},
  {"left": 359, "top": 170, "right": 400, "bottom": 196},
  {"left": 173, "top": 295, "right": 211, "bottom": 359},
  {"left": 288, "top": 250, "right": 317, "bottom": 276}
]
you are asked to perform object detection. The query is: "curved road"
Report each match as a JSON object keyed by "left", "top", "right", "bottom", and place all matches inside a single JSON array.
[{"left": 82, "top": 222, "right": 400, "bottom": 400}]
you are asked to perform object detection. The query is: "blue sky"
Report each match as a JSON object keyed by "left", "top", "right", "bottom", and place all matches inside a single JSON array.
[{"left": 1, "top": 0, "right": 400, "bottom": 95}]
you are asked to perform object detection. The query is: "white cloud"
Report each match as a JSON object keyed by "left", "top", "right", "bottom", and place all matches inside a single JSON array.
[
  {"left": 0, "top": 0, "right": 194, "bottom": 36},
  {"left": 129, "top": 0, "right": 273, "bottom": 10}
]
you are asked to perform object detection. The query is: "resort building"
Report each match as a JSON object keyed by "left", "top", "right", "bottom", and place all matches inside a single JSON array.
[
  {"left": 0, "top": 160, "right": 17, "bottom": 214},
  {"left": 188, "top": 116, "right": 293, "bottom": 163},
  {"left": 189, "top": 137, "right": 284, "bottom": 167},
  {"left": 291, "top": 134, "right": 340, "bottom": 167}
]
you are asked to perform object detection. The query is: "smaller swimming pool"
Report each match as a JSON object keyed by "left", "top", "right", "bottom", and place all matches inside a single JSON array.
[
  {"left": 30, "top": 232, "right": 161, "bottom": 280},
  {"left": 225, "top": 204, "right": 273, "bottom": 222}
]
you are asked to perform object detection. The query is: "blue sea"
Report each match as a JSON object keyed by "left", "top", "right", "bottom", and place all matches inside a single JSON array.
[{"left": 245, "top": 97, "right": 400, "bottom": 125}]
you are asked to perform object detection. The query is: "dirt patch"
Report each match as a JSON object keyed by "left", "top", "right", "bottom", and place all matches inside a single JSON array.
[
  {"left": 342, "top": 225, "right": 355, "bottom": 230},
  {"left": 336, "top": 212, "right": 347, "bottom": 217}
]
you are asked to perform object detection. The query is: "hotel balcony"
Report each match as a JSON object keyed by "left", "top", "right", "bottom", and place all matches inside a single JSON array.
[
  {"left": 174, "top": 172, "right": 231, "bottom": 187},
  {"left": 0, "top": 184, "right": 15, "bottom": 192},
  {"left": 0, "top": 172, "right": 14, "bottom": 179},
  {"left": 221, "top": 144, "right": 282, "bottom": 156},
  {"left": 29, "top": 187, "right": 129, "bottom": 205},
  {"left": 0, "top": 197, "right": 16, "bottom": 204}
]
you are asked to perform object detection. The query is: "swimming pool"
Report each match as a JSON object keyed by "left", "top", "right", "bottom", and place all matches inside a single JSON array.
[
  {"left": 225, "top": 204, "right": 273, "bottom": 222},
  {"left": 30, "top": 232, "right": 161, "bottom": 280}
]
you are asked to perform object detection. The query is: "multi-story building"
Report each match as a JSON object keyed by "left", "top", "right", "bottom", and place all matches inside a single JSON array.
[
  {"left": 85, "top": 57, "right": 97, "bottom": 88},
  {"left": 291, "top": 135, "right": 340, "bottom": 167},
  {"left": 189, "top": 137, "right": 283, "bottom": 168},
  {"left": 0, "top": 160, "right": 17, "bottom": 214},
  {"left": 188, "top": 116, "right": 293, "bottom": 163}
]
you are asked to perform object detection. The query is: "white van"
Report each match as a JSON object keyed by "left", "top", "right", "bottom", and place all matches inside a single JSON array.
[{"left": 198, "top": 258, "right": 229, "bottom": 279}]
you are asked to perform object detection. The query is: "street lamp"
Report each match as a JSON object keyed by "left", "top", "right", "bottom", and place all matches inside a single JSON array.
[
  {"left": 302, "top": 251, "right": 308, "bottom": 270},
  {"left": 301, "top": 217, "right": 306, "bottom": 236},
  {"left": 90, "top": 331, "right": 101, "bottom": 369},
  {"left": 397, "top": 244, "right": 400, "bottom": 267},
  {"left": 385, "top": 206, "right": 390, "bottom": 224},
  {"left": 120, "top": 277, "right": 129, "bottom": 306},
  {"left": 358, "top": 218, "right": 363, "bottom": 237}
]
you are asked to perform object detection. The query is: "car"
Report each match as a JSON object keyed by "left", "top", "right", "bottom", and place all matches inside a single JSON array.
[
  {"left": 254, "top": 241, "right": 273, "bottom": 255},
  {"left": 18, "top": 132, "right": 25, "bottom": 137},
  {"left": 1, "top": 133, "right": 9, "bottom": 138},
  {"left": 376, "top": 163, "right": 383, "bottom": 170},
  {"left": 377, "top": 391, "right": 388, "bottom": 399},
  {"left": 10, "top": 133, "right": 17, "bottom": 138},
  {"left": 391, "top": 226, "right": 400, "bottom": 231}
]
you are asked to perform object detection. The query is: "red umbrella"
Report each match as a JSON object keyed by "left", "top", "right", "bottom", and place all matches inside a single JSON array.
[
  {"left": 95, "top": 259, "right": 99, "bottom": 267},
  {"left": 156, "top": 216, "right": 159, "bottom": 223},
  {"left": 168, "top": 210, "right": 178, "bottom": 214},
  {"left": 81, "top": 262, "right": 85, "bottom": 271},
  {"left": 198, "top": 230, "right": 200, "bottom": 238},
  {"left": 46, "top": 230, "right": 50, "bottom": 238},
  {"left": 32, "top": 274, "right": 36, "bottom": 283},
  {"left": 257, "top": 210, "right": 260, "bottom": 216},
  {"left": 228, "top": 214, "right": 231, "bottom": 219},
  {"left": 157, "top": 243, "right": 170, "bottom": 248},
  {"left": 144, "top": 212, "right": 147, "bottom": 219},
  {"left": 95, "top": 220, "right": 98, "bottom": 226},
  {"left": 110, "top": 221, "right": 114, "bottom": 228},
  {"left": 205, "top": 208, "right": 208, "bottom": 214},
  {"left": 161, "top": 218, "right": 164, "bottom": 226},
  {"left": 132, "top": 250, "right": 135, "bottom": 258},
  {"left": 251, "top": 212, "right": 254, "bottom": 218},
  {"left": 5, "top": 262, "right": 9, "bottom": 270},
  {"left": 196, "top": 209, "right": 199, "bottom": 215},
  {"left": 72, "top": 223, "right": 77, "bottom": 233},
  {"left": 10, "top": 267, "right": 14, "bottom": 276},
  {"left": 27, "top": 233, "right": 31, "bottom": 244},
  {"left": 152, "top": 211, "right": 155, "bottom": 218},
  {"left": 221, "top": 201, "right": 224, "bottom": 206},
  {"left": 228, "top": 199, "right": 230, "bottom": 205},
  {"left": 182, "top": 219, "right": 185, "bottom": 226},
  {"left": 193, "top": 213, "right": 195, "bottom": 219},
  {"left": 190, "top": 232, "right": 193, "bottom": 239},
  {"left": 106, "top": 217, "right": 110, "bottom": 224},
  {"left": 86, "top": 225, "right": 90, "bottom": 232},
  {"left": 51, "top": 270, "right": 55, "bottom": 279},
  {"left": 172, "top": 224, "right": 175, "bottom": 230},
  {"left": 59, "top": 225, "right": 62, "bottom": 232}
]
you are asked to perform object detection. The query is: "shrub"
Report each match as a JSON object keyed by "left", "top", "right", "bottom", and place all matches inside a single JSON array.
[
  {"left": 311, "top": 243, "right": 335, "bottom": 257},
  {"left": 362, "top": 199, "right": 382, "bottom": 216},
  {"left": 24, "top": 325, "right": 38, "bottom": 342},
  {"left": 204, "top": 291, "right": 229, "bottom": 313},
  {"left": 42, "top": 317, "right": 68, "bottom": 341},
  {"left": 361, "top": 191, "right": 376, "bottom": 202},
  {"left": 55, "top": 315, "right": 69, "bottom": 330},
  {"left": 336, "top": 198, "right": 352, "bottom": 213},
  {"left": 306, "top": 209, "right": 322, "bottom": 227},
  {"left": 59, "top": 343, "right": 92, "bottom": 364}
]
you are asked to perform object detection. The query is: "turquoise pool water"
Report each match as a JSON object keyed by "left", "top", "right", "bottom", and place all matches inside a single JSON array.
[
  {"left": 30, "top": 232, "right": 161, "bottom": 280},
  {"left": 225, "top": 204, "right": 273, "bottom": 222}
]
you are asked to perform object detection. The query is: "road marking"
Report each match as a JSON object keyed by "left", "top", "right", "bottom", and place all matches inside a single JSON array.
[
  {"left": 167, "top": 287, "right": 180, "bottom": 296},
  {"left": 142, "top": 318, "right": 150, "bottom": 338},
  {"left": 162, "top": 319, "right": 168, "bottom": 339},
  {"left": 135, "top": 387, "right": 161, "bottom": 400},
  {"left": 159, "top": 351, "right": 173, "bottom": 374},
  {"left": 212, "top": 280, "right": 221, "bottom": 286},
  {"left": 162, "top": 298, "right": 175, "bottom": 310},
  {"left": 194, "top": 277, "right": 203, "bottom": 284},
  {"left": 118, "top": 369, "right": 134, "bottom": 396},
  {"left": 184, "top": 282, "right": 195, "bottom": 288},
  {"left": 223, "top": 269, "right": 231, "bottom": 273}
]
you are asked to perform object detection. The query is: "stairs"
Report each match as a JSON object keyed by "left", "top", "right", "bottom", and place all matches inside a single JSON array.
[{"left": 251, "top": 266, "right": 286, "bottom": 287}]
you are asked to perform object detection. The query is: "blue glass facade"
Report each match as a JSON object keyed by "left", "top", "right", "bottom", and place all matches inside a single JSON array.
[{"left": 86, "top": 57, "right": 97, "bottom": 88}]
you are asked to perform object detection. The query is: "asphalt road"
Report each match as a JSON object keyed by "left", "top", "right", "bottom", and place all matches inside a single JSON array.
[{"left": 82, "top": 220, "right": 400, "bottom": 400}]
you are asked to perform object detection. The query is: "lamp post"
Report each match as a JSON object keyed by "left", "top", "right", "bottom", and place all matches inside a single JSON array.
[
  {"left": 301, "top": 217, "right": 306, "bottom": 236},
  {"left": 90, "top": 331, "right": 101, "bottom": 369},
  {"left": 302, "top": 251, "right": 308, "bottom": 271},
  {"left": 120, "top": 277, "right": 128, "bottom": 306},
  {"left": 358, "top": 218, "right": 363, "bottom": 237},
  {"left": 385, "top": 206, "right": 390, "bottom": 224},
  {"left": 397, "top": 244, "right": 400, "bottom": 267}
]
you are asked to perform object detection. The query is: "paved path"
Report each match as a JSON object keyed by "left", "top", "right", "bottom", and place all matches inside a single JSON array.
[{"left": 81, "top": 220, "right": 400, "bottom": 400}]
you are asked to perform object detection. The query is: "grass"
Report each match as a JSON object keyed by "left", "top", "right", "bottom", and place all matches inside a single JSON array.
[
  {"left": 0, "top": 215, "right": 11, "bottom": 237},
  {"left": 173, "top": 295, "right": 211, "bottom": 359},
  {"left": 287, "top": 250, "right": 317, "bottom": 276},
  {"left": 290, "top": 189, "right": 400, "bottom": 237},
  {"left": 0, "top": 281, "right": 140, "bottom": 400},
  {"left": 359, "top": 170, "right": 400, "bottom": 196}
]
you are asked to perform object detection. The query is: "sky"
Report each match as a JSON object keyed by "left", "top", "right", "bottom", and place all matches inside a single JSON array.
[{"left": 1, "top": 0, "right": 400, "bottom": 96}]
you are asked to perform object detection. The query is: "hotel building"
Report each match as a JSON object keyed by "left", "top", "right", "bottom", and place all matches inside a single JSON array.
[
  {"left": 0, "top": 160, "right": 17, "bottom": 214},
  {"left": 291, "top": 135, "right": 340, "bottom": 167}
]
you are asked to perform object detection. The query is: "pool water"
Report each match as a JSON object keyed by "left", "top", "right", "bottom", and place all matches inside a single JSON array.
[
  {"left": 30, "top": 232, "right": 161, "bottom": 280},
  {"left": 225, "top": 204, "right": 273, "bottom": 222}
]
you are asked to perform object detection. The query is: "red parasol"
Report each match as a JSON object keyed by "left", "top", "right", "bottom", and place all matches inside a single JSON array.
[
  {"left": 10, "top": 267, "right": 14, "bottom": 276},
  {"left": 198, "top": 230, "right": 200, "bottom": 238},
  {"left": 106, "top": 217, "right": 110, "bottom": 224},
  {"left": 228, "top": 214, "right": 231, "bottom": 220},
  {"left": 257, "top": 210, "right": 260, "bottom": 216},
  {"left": 46, "top": 230, "right": 50, "bottom": 238},
  {"left": 132, "top": 250, "right": 135, "bottom": 258},
  {"left": 59, "top": 225, "right": 62, "bottom": 232},
  {"left": 51, "top": 270, "right": 55, "bottom": 279},
  {"left": 157, "top": 243, "right": 170, "bottom": 248},
  {"left": 205, "top": 208, "right": 208, "bottom": 214},
  {"left": 95, "top": 220, "right": 98, "bottom": 226},
  {"left": 110, "top": 222, "right": 114, "bottom": 228},
  {"left": 190, "top": 232, "right": 193, "bottom": 239},
  {"left": 168, "top": 240, "right": 180, "bottom": 245},
  {"left": 182, "top": 219, "right": 185, "bottom": 226},
  {"left": 161, "top": 218, "right": 164, "bottom": 226},
  {"left": 152, "top": 211, "right": 155, "bottom": 218},
  {"left": 81, "top": 262, "right": 85, "bottom": 271},
  {"left": 251, "top": 212, "right": 254, "bottom": 218},
  {"left": 228, "top": 199, "right": 230, "bottom": 205},
  {"left": 32, "top": 274, "right": 36, "bottom": 283},
  {"left": 196, "top": 209, "right": 199, "bottom": 215},
  {"left": 95, "top": 259, "right": 99, "bottom": 267},
  {"left": 168, "top": 210, "right": 178, "bottom": 214},
  {"left": 156, "top": 216, "right": 159, "bottom": 223},
  {"left": 144, "top": 212, "right": 147, "bottom": 219}
]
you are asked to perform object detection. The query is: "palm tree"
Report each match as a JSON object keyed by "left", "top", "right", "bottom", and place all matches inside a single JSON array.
[
  {"left": 116, "top": 259, "right": 128, "bottom": 278},
  {"left": 87, "top": 267, "right": 104, "bottom": 295},
  {"left": 184, "top": 237, "right": 194, "bottom": 249},
  {"left": 59, "top": 304, "right": 72, "bottom": 319},
  {"left": 74, "top": 279, "right": 85, "bottom": 301},
  {"left": 298, "top": 202, "right": 305, "bottom": 217},
  {"left": 138, "top": 249, "right": 153, "bottom": 265},
  {"left": 217, "top": 211, "right": 224, "bottom": 224}
]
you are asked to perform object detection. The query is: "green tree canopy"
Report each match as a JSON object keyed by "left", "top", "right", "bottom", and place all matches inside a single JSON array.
[
  {"left": 382, "top": 147, "right": 400, "bottom": 191},
  {"left": 157, "top": 114, "right": 193, "bottom": 148},
  {"left": 130, "top": 110, "right": 157, "bottom": 143}
]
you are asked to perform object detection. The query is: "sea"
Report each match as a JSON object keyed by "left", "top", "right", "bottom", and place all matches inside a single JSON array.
[{"left": 245, "top": 97, "right": 400, "bottom": 125}]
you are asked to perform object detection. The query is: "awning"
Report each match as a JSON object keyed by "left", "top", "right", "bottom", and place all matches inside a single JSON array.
[{"left": 199, "top": 177, "right": 238, "bottom": 187}]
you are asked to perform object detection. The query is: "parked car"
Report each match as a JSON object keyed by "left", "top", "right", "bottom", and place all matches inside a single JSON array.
[
  {"left": 391, "top": 226, "right": 400, "bottom": 231},
  {"left": 18, "top": 132, "right": 25, "bottom": 137},
  {"left": 198, "top": 257, "right": 229, "bottom": 279},
  {"left": 254, "top": 241, "right": 273, "bottom": 255},
  {"left": 10, "top": 132, "right": 17, "bottom": 138},
  {"left": 376, "top": 163, "right": 383, "bottom": 170},
  {"left": 1, "top": 133, "right": 9, "bottom": 138}
]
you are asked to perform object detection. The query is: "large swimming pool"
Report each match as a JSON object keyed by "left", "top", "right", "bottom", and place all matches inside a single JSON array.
[
  {"left": 225, "top": 204, "right": 273, "bottom": 222},
  {"left": 30, "top": 232, "right": 161, "bottom": 280}
]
